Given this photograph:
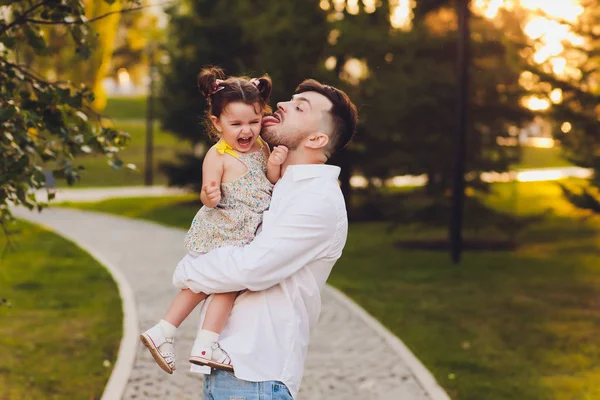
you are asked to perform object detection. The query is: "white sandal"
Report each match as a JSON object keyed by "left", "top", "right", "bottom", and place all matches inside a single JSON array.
[
  {"left": 140, "top": 324, "right": 176, "bottom": 374},
  {"left": 189, "top": 341, "right": 233, "bottom": 372}
]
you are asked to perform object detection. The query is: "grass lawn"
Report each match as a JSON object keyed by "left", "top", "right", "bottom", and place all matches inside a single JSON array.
[
  {"left": 515, "top": 146, "right": 573, "bottom": 170},
  {"left": 58, "top": 180, "right": 600, "bottom": 400},
  {"left": 59, "top": 193, "right": 199, "bottom": 229},
  {"left": 0, "top": 221, "right": 122, "bottom": 400},
  {"left": 67, "top": 120, "right": 192, "bottom": 187},
  {"left": 103, "top": 96, "right": 147, "bottom": 120}
]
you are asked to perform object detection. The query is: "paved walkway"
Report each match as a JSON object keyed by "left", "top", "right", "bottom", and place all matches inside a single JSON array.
[
  {"left": 14, "top": 207, "right": 448, "bottom": 400},
  {"left": 34, "top": 185, "right": 188, "bottom": 203}
]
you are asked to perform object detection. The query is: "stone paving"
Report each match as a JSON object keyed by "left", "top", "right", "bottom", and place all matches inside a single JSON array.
[
  {"left": 15, "top": 207, "right": 441, "bottom": 400},
  {"left": 34, "top": 185, "right": 188, "bottom": 203}
]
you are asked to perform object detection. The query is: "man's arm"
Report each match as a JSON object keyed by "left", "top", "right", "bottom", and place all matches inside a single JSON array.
[{"left": 175, "top": 192, "right": 338, "bottom": 293}]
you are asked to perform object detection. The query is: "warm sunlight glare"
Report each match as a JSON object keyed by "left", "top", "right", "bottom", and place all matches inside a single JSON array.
[
  {"left": 332, "top": 0, "right": 345, "bottom": 12},
  {"left": 117, "top": 68, "right": 130, "bottom": 87},
  {"left": 474, "top": 0, "right": 584, "bottom": 66},
  {"left": 363, "top": 0, "right": 376, "bottom": 14},
  {"left": 520, "top": 0, "right": 584, "bottom": 23},
  {"left": 485, "top": 0, "right": 504, "bottom": 19},
  {"left": 549, "top": 88, "right": 563, "bottom": 104},
  {"left": 325, "top": 56, "right": 337, "bottom": 71},
  {"left": 342, "top": 58, "right": 369, "bottom": 85},
  {"left": 473, "top": 0, "right": 585, "bottom": 111},
  {"left": 518, "top": 71, "right": 536, "bottom": 91},
  {"left": 390, "top": 0, "right": 415, "bottom": 30},
  {"left": 524, "top": 96, "right": 550, "bottom": 111},
  {"left": 550, "top": 57, "right": 567, "bottom": 75},
  {"left": 347, "top": 0, "right": 360, "bottom": 15},
  {"left": 528, "top": 137, "right": 555, "bottom": 148}
]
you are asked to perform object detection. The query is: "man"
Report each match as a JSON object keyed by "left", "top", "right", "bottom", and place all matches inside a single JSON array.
[{"left": 176, "top": 79, "right": 358, "bottom": 399}]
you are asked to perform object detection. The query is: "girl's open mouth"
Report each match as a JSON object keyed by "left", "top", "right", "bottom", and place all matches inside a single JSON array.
[{"left": 238, "top": 137, "right": 253, "bottom": 147}]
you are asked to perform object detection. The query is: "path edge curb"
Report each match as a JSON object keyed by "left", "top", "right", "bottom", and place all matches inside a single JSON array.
[
  {"left": 16, "top": 212, "right": 139, "bottom": 400},
  {"left": 324, "top": 285, "right": 451, "bottom": 400}
]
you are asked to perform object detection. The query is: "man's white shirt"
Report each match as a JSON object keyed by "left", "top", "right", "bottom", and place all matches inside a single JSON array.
[{"left": 173, "top": 164, "right": 348, "bottom": 398}]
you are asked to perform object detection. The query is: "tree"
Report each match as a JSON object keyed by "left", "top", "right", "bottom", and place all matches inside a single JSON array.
[
  {"left": 109, "top": 2, "right": 163, "bottom": 88},
  {"left": 537, "top": 1, "right": 600, "bottom": 212},
  {"left": 159, "top": 0, "right": 329, "bottom": 189},
  {"left": 320, "top": 1, "right": 530, "bottom": 225},
  {"left": 0, "top": 1, "right": 135, "bottom": 233},
  {"left": 9, "top": 0, "right": 127, "bottom": 111}
]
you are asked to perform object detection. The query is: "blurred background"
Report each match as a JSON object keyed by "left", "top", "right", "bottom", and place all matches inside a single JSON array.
[{"left": 1, "top": 0, "right": 600, "bottom": 399}]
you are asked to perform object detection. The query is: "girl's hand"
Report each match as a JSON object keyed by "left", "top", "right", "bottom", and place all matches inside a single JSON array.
[
  {"left": 268, "top": 146, "right": 289, "bottom": 167},
  {"left": 202, "top": 181, "right": 221, "bottom": 208}
]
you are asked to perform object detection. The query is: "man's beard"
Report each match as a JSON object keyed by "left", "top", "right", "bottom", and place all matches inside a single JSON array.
[{"left": 261, "top": 126, "right": 304, "bottom": 150}]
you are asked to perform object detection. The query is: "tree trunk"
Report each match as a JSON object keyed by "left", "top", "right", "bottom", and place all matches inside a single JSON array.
[
  {"left": 337, "top": 148, "right": 352, "bottom": 211},
  {"left": 333, "top": 55, "right": 353, "bottom": 215}
]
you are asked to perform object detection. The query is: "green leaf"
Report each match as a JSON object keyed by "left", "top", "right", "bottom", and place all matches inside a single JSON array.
[
  {"left": 108, "top": 159, "right": 123, "bottom": 170},
  {"left": 23, "top": 25, "right": 48, "bottom": 53},
  {"left": 0, "top": 36, "right": 17, "bottom": 49}
]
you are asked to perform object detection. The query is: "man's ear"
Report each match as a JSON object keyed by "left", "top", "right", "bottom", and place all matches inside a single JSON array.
[
  {"left": 305, "top": 133, "right": 329, "bottom": 150},
  {"left": 210, "top": 115, "right": 222, "bottom": 133}
]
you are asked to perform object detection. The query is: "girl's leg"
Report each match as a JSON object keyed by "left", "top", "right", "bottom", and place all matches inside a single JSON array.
[
  {"left": 140, "top": 289, "right": 206, "bottom": 374},
  {"left": 202, "top": 292, "right": 238, "bottom": 333},
  {"left": 163, "top": 289, "right": 207, "bottom": 327},
  {"left": 190, "top": 292, "right": 238, "bottom": 370}
]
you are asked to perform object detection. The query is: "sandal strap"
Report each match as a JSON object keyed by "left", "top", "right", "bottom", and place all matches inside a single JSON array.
[
  {"left": 211, "top": 343, "right": 231, "bottom": 364},
  {"left": 153, "top": 334, "right": 174, "bottom": 347}
]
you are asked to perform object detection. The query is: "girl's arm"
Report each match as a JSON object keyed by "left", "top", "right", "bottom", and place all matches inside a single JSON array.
[
  {"left": 200, "top": 147, "right": 224, "bottom": 208},
  {"left": 266, "top": 145, "right": 288, "bottom": 184}
]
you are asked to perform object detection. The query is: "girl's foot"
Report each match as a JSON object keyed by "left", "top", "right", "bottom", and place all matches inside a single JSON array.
[
  {"left": 189, "top": 341, "right": 233, "bottom": 372},
  {"left": 140, "top": 324, "right": 176, "bottom": 374}
]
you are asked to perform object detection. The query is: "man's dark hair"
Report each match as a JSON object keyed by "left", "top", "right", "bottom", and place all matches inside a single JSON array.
[{"left": 295, "top": 79, "right": 358, "bottom": 155}]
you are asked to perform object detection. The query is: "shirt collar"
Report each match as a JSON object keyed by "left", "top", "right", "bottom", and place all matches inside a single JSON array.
[{"left": 285, "top": 164, "right": 341, "bottom": 182}]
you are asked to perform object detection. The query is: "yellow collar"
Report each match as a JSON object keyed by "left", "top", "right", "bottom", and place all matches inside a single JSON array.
[{"left": 214, "top": 137, "right": 264, "bottom": 158}]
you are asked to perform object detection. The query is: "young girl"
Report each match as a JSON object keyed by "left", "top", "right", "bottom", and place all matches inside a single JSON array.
[{"left": 140, "top": 67, "right": 288, "bottom": 374}]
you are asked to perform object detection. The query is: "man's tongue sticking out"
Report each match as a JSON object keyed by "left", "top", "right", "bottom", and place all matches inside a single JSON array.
[{"left": 262, "top": 116, "right": 280, "bottom": 127}]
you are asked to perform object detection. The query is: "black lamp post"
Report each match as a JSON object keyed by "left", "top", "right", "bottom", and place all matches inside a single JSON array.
[
  {"left": 450, "top": 0, "right": 470, "bottom": 263},
  {"left": 144, "top": 45, "right": 156, "bottom": 187}
]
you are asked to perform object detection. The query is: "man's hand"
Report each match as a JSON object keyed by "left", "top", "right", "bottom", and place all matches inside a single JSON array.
[
  {"left": 202, "top": 181, "right": 221, "bottom": 208},
  {"left": 268, "top": 146, "right": 289, "bottom": 167}
]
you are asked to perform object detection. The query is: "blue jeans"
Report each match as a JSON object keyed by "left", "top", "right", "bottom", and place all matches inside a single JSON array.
[{"left": 203, "top": 370, "right": 293, "bottom": 400}]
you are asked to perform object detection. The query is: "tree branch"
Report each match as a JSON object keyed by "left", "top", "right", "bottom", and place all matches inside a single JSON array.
[
  {"left": 1, "top": 59, "right": 70, "bottom": 87},
  {"left": 23, "top": 1, "right": 173, "bottom": 26},
  {"left": 0, "top": 0, "right": 53, "bottom": 36}
]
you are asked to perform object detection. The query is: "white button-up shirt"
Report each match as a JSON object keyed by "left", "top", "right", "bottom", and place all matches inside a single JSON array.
[{"left": 174, "top": 164, "right": 348, "bottom": 398}]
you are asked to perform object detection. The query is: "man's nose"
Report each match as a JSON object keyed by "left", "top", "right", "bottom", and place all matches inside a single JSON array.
[{"left": 277, "top": 102, "right": 287, "bottom": 113}]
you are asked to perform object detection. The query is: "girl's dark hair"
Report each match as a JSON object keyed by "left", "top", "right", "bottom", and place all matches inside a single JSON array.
[{"left": 197, "top": 66, "right": 272, "bottom": 140}]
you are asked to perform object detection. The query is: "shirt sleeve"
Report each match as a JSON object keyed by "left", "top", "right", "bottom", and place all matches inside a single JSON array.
[{"left": 174, "top": 192, "right": 338, "bottom": 293}]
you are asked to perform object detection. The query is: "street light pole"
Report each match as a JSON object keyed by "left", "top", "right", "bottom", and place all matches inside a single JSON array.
[
  {"left": 450, "top": 0, "right": 470, "bottom": 263},
  {"left": 144, "top": 45, "right": 155, "bottom": 187}
]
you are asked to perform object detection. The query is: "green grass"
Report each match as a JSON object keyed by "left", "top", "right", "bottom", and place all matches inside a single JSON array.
[
  {"left": 515, "top": 146, "right": 573, "bottom": 170},
  {"left": 58, "top": 181, "right": 600, "bottom": 400},
  {"left": 103, "top": 96, "right": 147, "bottom": 120},
  {"left": 0, "top": 221, "right": 122, "bottom": 400},
  {"left": 68, "top": 120, "right": 191, "bottom": 187},
  {"left": 59, "top": 194, "right": 199, "bottom": 229}
]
